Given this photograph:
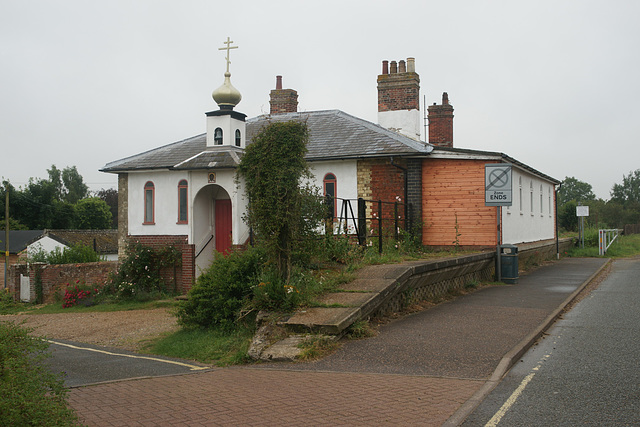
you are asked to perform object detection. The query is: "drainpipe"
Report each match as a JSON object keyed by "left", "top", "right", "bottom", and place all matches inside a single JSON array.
[{"left": 555, "top": 182, "right": 562, "bottom": 259}]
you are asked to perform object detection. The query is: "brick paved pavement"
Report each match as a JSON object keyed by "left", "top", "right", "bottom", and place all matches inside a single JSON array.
[
  {"left": 67, "top": 257, "right": 608, "bottom": 426},
  {"left": 69, "top": 368, "right": 482, "bottom": 426}
]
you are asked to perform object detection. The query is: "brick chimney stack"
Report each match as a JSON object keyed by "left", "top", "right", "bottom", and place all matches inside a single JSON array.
[
  {"left": 428, "top": 92, "right": 454, "bottom": 147},
  {"left": 269, "top": 76, "right": 298, "bottom": 114},
  {"left": 377, "top": 57, "right": 421, "bottom": 140}
]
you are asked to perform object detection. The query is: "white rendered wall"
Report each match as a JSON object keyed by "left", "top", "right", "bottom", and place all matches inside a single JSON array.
[
  {"left": 128, "top": 171, "right": 191, "bottom": 237},
  {"left": 308, "top": 160, "right": 358, "bottom": 232},
  {"left": 128, "top": 169, "right": 249, "bottom": 247},
  {"left": 27, "top": 236, "right": 66, "bottom": 257},
  {"left": 308, "top": 160, "right": 358, "bottom": 200},
  {"left": 502, "top": 168, "right": 556, "bottom": 244},
  {"left": 378, "top": 109, "right": 422, "bottom": 141}
]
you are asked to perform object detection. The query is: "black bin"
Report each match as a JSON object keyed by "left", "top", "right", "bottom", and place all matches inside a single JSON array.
[{"left": 500, "top": 244, "right": 519, "bottom": 284}]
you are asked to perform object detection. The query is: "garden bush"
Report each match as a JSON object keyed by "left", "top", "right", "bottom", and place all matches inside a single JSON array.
[
  {"left": 177, "top": 248, "right": 266, "bottom": 329},
  {"left": 0, "top": 322, "right": 78, "bottom": 426},
  {"left": 102, "top": 242, "right": 181, "bottom": 301},
  {"left": 29, "top": 243, "right": 102, "bottom": 264},
  {"left": 62, "top": 280, "right": 100, "bottom": 308}
]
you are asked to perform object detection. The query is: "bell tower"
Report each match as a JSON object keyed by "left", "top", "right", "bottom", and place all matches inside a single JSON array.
[{"left": 206, "top": 37, "right": 246, "bottom": 148}]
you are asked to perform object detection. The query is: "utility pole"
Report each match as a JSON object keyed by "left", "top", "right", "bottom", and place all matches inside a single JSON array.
[{"left": 4, "top": 185, "right": 8, "bottom": 289}]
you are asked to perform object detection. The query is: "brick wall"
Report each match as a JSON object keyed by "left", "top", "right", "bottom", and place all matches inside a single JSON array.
[
  {"left": 6, "top": 262, "right": 117, "bottom": 304},
  {"left": 127, "top": 235, "right": 195, "bottom": 293},
  {"left": 357, "top": 158, "right": 407, "bottom": 234},
  {"left": 6, "top": 263, "right": 27, "bottom": 301},
  {"left": 36, "top": 262, "right": 117, "bottom": 304},
  {"left": 406, "top": 159, "right": 423, "bottom": 235},
  {"left": 0, "top": 254, "right": 19, "bottom": 287}
]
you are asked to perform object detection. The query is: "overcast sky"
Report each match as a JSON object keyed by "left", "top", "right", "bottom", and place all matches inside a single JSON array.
[{"left": 1, "top": 0, "right": 638, "bottom": 199}]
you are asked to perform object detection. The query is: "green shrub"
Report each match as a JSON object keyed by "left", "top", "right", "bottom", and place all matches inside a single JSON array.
[
  {"left": 251, "top": 269, "right": 301, "bottom": 311},
  {"left": 177, "top": 248, "right": 266, "bottom": 329},
  {"left": 0, "top": 322, "right": 78, "bottom": 426},
  {"left": 29, "top": 243, "right": 102, "bottom": 264},
  {"left": 0, "top": 289, "right": 20, "bottom": 315},
  {"left": 102, "top": 242, "right": 181, "bottom": 301}
]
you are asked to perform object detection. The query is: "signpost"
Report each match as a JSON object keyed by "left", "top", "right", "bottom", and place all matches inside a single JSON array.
[
  {"left": 576, "top": 204, "right": 589, "bottom": 248},
  {"left": 485, "top": 164, "right": 512, "bottom": 282}
]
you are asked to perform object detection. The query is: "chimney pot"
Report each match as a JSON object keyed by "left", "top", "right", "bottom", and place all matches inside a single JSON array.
[
  {"left": 276, "top": 75, "right": 283, "bottom": 90},
  {"left": 390, "top": 61, "right": 398, "bottom": 74},
  {"left": 442, "top": 92, "right": 449, "bottom": 105},
  {"left": 382, "top": 60, "right": 389, "bottom": 75},
  {"left": 407, "top": 57, "right": 415, "bottom": 73},
  {"left": 399, "top": 60, "right": 406, "bottom": 73}
]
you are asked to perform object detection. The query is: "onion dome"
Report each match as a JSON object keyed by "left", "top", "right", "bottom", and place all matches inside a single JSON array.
[{"left": 212, "top": 72, "right": 242, "bottom": 108}]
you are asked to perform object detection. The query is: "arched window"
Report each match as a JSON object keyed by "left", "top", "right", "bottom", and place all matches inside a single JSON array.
[
  {"left": 235, "top": 129, "right": 241, "bottom": 147},
  {"left": 177, "top": 179, "right": 188, "bottom": 224},
  {"left": 323, "top": 173, "right": 337, "bottom": 216},
  {"left": 214, "top": 128, "right": 223, "bottom": 145},
  {"left": 144, "top": 181, "right": 155, "bottom": 224}
]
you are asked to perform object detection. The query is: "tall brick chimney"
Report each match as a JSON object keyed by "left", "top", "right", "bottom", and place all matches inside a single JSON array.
[
  {"left": 377, "top": 57, "right": 421, "bottom": 140},
  {"left": 269, "top": 76, "right": 298, "bottom": 114},
  {"left": 428, "top": 93, "right": 454, "bottom": 147}
]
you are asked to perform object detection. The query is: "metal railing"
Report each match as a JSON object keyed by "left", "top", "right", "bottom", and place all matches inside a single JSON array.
[
  {"left": 598, "top": 229, "right": 620, "bottom": 256},
  {"left": 326, "top": 196, "right": 414, "bottom": 253}
]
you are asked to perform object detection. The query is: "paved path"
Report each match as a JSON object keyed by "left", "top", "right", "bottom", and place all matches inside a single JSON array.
[
  {"left": 69, "top": 369, "right": 480, "bottom": 426},
  {"left": 67, "top": 257, "right": 608, "bottom": 426}
]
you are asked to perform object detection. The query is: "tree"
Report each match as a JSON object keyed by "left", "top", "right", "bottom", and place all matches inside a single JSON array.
[
  {"left": 96, "top": 188, "right": 118, "bottom": 228},
  {"left": 3, "top": 166, "right": 91, "bottom": 229},
  {"left": 558, "top": 176, "right": 596, "bottom": 206},
  {"left": 61, "top": 166, "right": 89, "bottom": 204},
  {"left": 237, "top": 120, "right": 323, "bottom": 281},
  {"left": 611, "top": 169, "right": 640, "bottom": 206},
  {"left": 74, "top": 197, "right": 113, "bottom": 229}
]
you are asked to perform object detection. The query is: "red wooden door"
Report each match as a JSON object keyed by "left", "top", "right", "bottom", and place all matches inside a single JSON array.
[{"left": 215, "top": 199, "right": 232, "bottom": 254}]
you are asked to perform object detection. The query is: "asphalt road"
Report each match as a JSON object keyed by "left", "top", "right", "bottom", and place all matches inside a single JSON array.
[
  {"left": 46, "top": 339, "right": 210, "bottom": 387},
  {"left": 462, "top": 258, "right": 640, "bottom": 426}
]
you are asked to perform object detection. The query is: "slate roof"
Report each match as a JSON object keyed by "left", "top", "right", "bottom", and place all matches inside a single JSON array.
[
  {"left": 0, "top": 230, "right": 44, "bottom": 254},
  {"left": 101, "top": 110, "right": 432, "bottom": 173}
]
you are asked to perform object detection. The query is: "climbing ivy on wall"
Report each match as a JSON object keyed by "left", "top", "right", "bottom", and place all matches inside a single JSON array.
[{"left": 237, "top": 120, "right": 324, "bottom": 282}]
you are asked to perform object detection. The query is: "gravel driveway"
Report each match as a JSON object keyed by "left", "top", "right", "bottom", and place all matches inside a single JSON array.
[{"left": 0, "top": 308, "right": 179, "bottom": 351}]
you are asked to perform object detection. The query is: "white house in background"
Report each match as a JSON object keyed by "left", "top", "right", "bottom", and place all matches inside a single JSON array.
[{"left": 27, "top": 229, "right": 118, "bottom": 261}]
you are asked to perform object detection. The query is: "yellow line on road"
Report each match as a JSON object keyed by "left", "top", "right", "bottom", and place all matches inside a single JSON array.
[
  {"left": 47, "top": 340, "right": 209, "bottom": 371},
  {"left": 485, "top": 353, "right": 550, "bottom": 427}
]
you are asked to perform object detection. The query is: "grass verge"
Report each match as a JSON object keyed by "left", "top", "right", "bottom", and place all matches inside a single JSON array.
[
  {"left": 568, "top": 233, "right": 640, "bottom": 258},
  {"left": 143, "top": 324, "right": 256, "bottom": 366}
]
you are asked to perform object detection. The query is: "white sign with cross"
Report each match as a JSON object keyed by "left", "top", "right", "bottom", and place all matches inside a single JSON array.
[{"left": 485, "top": 163, "right": 513, "bottom": 206}]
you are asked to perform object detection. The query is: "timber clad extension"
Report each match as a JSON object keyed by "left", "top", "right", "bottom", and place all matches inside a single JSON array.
[{"left": 422, "top": 158, "right": 497, "bottom": 247}]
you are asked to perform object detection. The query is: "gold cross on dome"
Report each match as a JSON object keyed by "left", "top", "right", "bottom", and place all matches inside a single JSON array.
[{"left": 218, "top": 37, "right": 238, "bottom": 73}]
